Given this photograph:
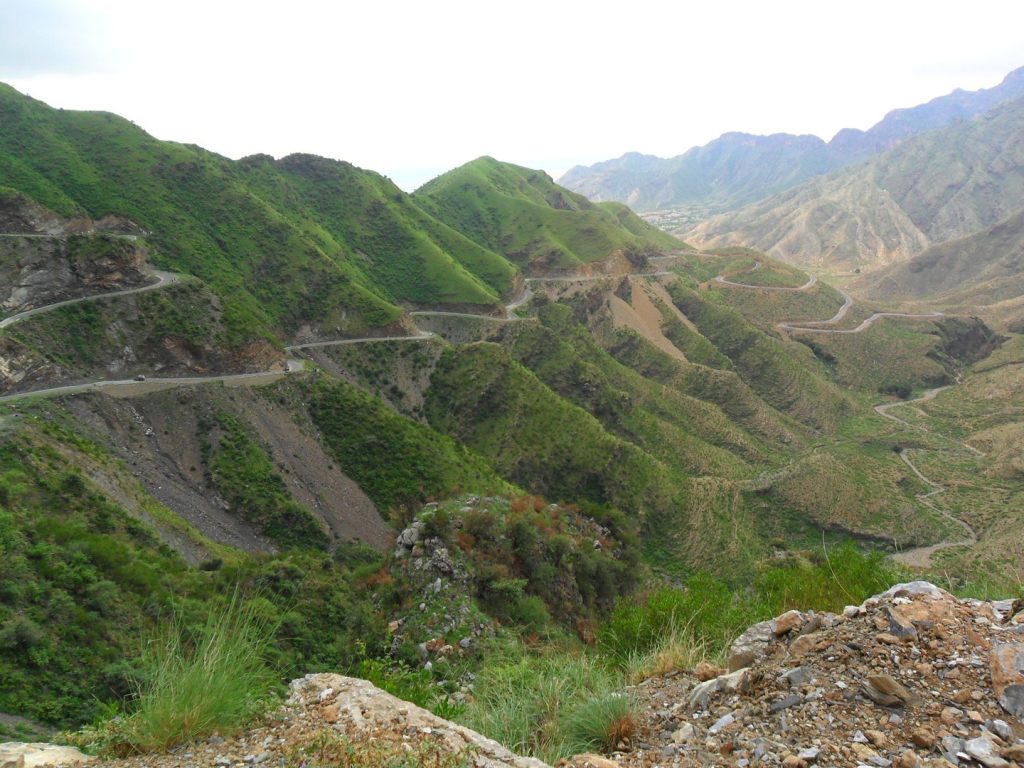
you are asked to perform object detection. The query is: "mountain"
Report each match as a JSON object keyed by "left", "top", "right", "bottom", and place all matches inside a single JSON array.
[
  {"left": 0, "top": 83, "right": 519, "bottom": 345},
  {"left": 685, "top": 95, "right": 1024, "bottom": 273},
  {"left": 559, "top": 66, "right": 1024, "bottom": 219},
  {"left": 1, "top": 80, "right": 1021, "bottom": 747},
  {"left": 414, "top": 156, "right": 681, "bottom": 273}
]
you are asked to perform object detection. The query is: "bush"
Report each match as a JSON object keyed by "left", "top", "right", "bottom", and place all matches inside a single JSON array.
[{"left": 105, "top": 592, "right": 276, "bottom": 754}]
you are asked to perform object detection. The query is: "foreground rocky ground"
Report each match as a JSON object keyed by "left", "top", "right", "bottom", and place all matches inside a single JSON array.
[
  {"left": 4, "top": 582, "right": 1023, "bottom": 768},
  {"left": 609, "top": 581, "right": 1024, "bottom": 768}
]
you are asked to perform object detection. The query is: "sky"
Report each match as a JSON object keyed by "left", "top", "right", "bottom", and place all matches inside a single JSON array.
[{"left": 2, "top": 0, "right": 1023, "bottom": 190}]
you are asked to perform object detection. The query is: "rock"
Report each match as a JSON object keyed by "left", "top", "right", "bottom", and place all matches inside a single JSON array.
[
  {"left": 728, "top": 620, "right": 775, "bottom": 671},
  {"left": 687, "top": 668, "right": 749, "bottom": 710},
  {"left": 911, "top": 728, "right": 936, "bottom": 749},
  {"left": 771, "top": 693, "right": 804, "bottom": 712},
  {"left": 881, "top": 582, "right": 949, "bottom": 600},
  {"left": 886, "top": 607, "right": 918, "bottom": 640},
  {"left": 288, "top": 673, "right": 548, "bottom": 767},
  {"left": 694, "top": 660, "right": 725, "bottom": 681},
  {"left": 780, "top": 666, "right": 813, "bottom": 688},
  {"left": 989, "top": 643, "right": 1024, "bottom": 718},
  {"left": 1001, "top": 744, "right": 1024, "bottom": 762},
  {"left": 788, "top": 632, "right": 820, "bottom": 658},
  {"left": 708, "top": 712, "right": 735, "bottom": 735},
  {"left": 773, "top": 610, "right": 804, "bottom": 636},
  {"left": 964, "top": 735, "right": 1010, "bottom": 768},
  {"left": 566, "top": 754, "right": 620, "bottom": 768},
  {"left": 861, "top": 674, "right": 914, "bottom": 707},
  {"left": 671, "top": 723, "right": 696, "bottom": 744},
  {"left": 0, "top": 744, "right": 94, "bottom": 768}
]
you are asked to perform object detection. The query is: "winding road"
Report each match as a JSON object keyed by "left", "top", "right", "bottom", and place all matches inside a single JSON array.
[
  {"left": 710, "top": 259, "right": 944, "bottom": 334},
  {"left": 711, "top": 257, "right": 983, "bottom": 566},
  {"left": 890, "top": 447, "right": 978, "bottom": 568},
  {"left": 0, "top": 270, "right": 181, "bottom": 329}
]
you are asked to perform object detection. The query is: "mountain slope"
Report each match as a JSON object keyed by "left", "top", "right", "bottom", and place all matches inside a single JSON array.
[
  {"left": 414, "top": 157, "right": 680, "bottom": 273},
  {"left": 0, "top": 84, "right": 522, "bottom": 343},
  {"left": 864, "top": 205, "right": 1024, "bottom": 302},
  {"left": 685, "top": 96, "right": 1024, "bottom": 272},
  {"left": 560, "top": 66, "right": 1024, "bottom": 218}
]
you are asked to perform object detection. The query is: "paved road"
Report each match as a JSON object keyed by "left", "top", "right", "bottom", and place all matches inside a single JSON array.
[
  {"left": 0, "top": 360, "right": 305, "bottom": 404},
  {"left": 285, "top": 332, "right": 435, "bottom": 351},
  {"left": 1, "top": 270, "right": 181, "bottom": 329}
]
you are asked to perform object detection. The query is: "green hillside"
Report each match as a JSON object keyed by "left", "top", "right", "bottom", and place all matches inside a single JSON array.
[
  {"left": 0, "top": 85, "right": 520, "bottom": 344},
  {"left": 415, "top": 157, "right": 680, "bottom": 272}
]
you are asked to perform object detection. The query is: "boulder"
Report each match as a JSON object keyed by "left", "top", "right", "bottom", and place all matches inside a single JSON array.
[
  {"left": 0, "top": 744, "right": 94, "bottom": 768},
  {"left": 289, "top": 673, "right": 549, "bottom": 768}
]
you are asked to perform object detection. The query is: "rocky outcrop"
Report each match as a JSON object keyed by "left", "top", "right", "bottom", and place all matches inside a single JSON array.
[
  {"left": 89, "top": 673, "right": 548, "bottom": 768},
  {"left": 0, "top": 193, "right": 151, "bottom": 315},
  {"left": 607, "top": 581, "right": 1024, "bottom": 767}
]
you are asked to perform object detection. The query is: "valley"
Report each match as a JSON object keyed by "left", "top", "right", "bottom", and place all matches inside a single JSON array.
[{"left": 0, "top": 71, "right": 1022, "bottom": 768}]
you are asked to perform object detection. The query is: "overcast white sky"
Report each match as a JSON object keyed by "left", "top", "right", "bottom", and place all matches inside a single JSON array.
[{"left": 2, "top": 0, "right": 1022, "bottom": 190}]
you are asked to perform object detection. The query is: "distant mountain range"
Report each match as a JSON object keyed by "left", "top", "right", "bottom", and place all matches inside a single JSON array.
[{"left": 559, "top": 66, "right": 1024, "bottom": 221}]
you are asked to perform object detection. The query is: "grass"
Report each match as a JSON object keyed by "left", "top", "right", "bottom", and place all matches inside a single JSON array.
[
  {"left": 101, "top": 593, "right": 277, "bottom": 754},
  {"left": 461, "top": 650, "right": 635, "bottom": 764},
  {"left": 415, "top": 156, "right": 679, "bottom": 271}
]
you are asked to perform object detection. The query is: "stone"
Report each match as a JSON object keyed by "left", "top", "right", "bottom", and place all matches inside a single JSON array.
[
  {"left": 288, "top": 674, "right": 548, "bottom": 767},
  {"left": 773, "top": 610, "right": 804, "bottom": 636},
  {"left": 728, "top": 620, "right": 775, "bottom": 671},
  {"left": 0, "top": 744, "right": 94, "bottom": 768},
  {"left": 989, "top": 643, "right": 1024, "bottom": 718},
  {"left": 964, "top": 735, "right": 1010, "bottom": 768},
  {"left": 694, "top": 661, "right": 725, "bottom": 681},
  {"left": 687, "top": 668, "right": 749, "bottom": 710},
  {"left": 771, "top": 694, "right": 804, "bottom": 712},
  {"left": 881, "top": 582, "right": 949, "bottom": 600},
  {"left": 789, "top": 632, "right": 821, "bottom": 658},
  {"left": 861, "top": 674, "right": 914, "bottom": 707},
  {"left": 708, "top": 712, "right": 735, "bottom": 735},
  {"left": 568, "top": 754, "right": 621, "bottom": 768},
  {"left": 671, "top": 723, "right": 696, "bottom": 744},
  {"left": 887, "top": 607, "right": 919, "bottom": 640},
  {"left": 781, "top": 666, "right": 813, "bottom": 688},
  {"left": 911, "top": 728, "right": 936, "bottom": 749}
]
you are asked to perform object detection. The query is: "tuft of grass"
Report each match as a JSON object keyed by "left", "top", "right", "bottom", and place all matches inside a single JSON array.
[
  {"left": 460, "top": 651, "right": 634, "bottom": 764},
  {"left": 622, "top": 625, "right": 708, "bottom": 684},
  {"left": 107, "top": 593, "right": 277, "bottom": 754}
]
